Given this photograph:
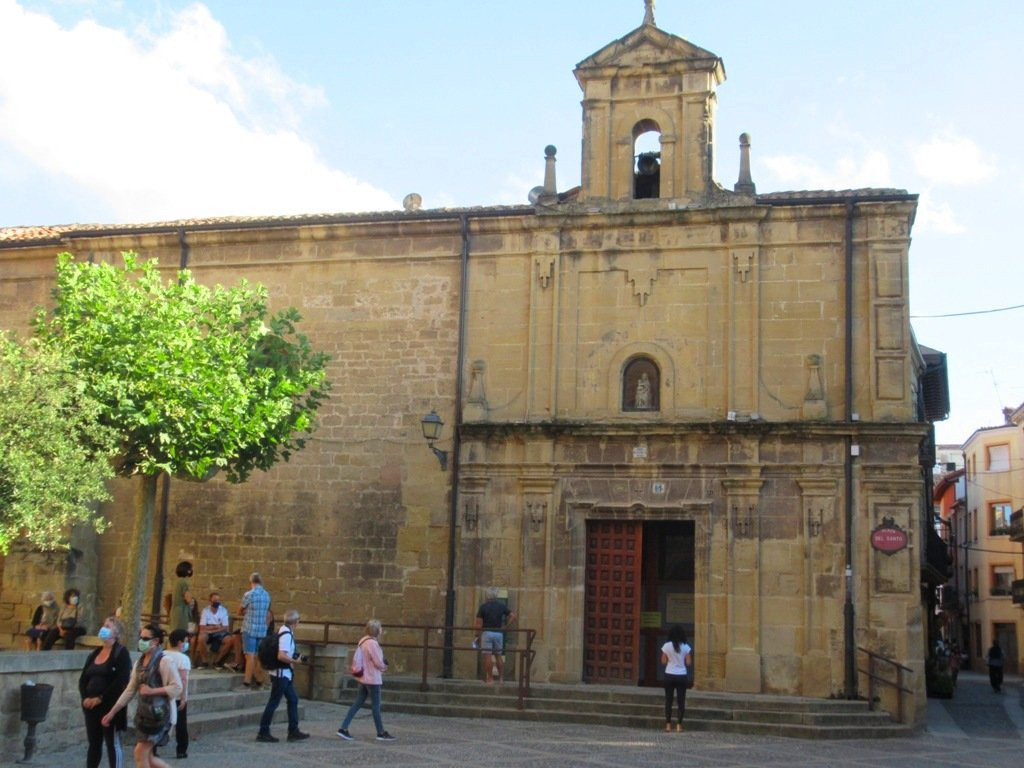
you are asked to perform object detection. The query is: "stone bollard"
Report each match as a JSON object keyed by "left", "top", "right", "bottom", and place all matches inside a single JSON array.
[{"left": 18, "top": 681, "right": 53, "bottom": 763}]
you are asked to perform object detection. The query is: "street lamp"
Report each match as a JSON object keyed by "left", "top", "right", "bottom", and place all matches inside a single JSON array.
[{"left": 421, "top": 410, "right": 448, "bottom": 471}]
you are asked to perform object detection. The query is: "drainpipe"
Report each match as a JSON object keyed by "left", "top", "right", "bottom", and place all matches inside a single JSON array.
[
  {"left": 150, "top": 230, "right": 190, "bottom": 616},
  {"left": 961, "top": 450, "right": 970, "bottom": 662},
  {"left": 442, "top": 215, "right": 470, "bottom": 677},
  {"left": 843, "top": 202, "right": 857, "bottom": 699}
]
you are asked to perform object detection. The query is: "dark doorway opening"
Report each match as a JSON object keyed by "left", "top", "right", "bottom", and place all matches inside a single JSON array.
[{"left": 639, "top": 520, "right": 695, "bottom": 686}]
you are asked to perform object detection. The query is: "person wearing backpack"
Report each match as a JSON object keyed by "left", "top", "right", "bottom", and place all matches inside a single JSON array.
[
  {"left": 336, "top": 619, "right": 395, "bottom": 742},
  {"left": 256, "top": 609, "right": 309, "bottom": 743},
  {"left": 102, "top": 624, "right": 182, "bottom": 768}
]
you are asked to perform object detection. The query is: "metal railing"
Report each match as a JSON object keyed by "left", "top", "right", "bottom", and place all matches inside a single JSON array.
[
  {"left": 295, "top": 622, "right": 536, "bottom": 709},
  {"left": 139, "top": 615, "right": 536, "bottom": 709},
  {"left": 857, "top": 646, "right": 913, "bottom": 723}
]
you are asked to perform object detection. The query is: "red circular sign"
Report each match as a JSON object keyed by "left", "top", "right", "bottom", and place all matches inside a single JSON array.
[{"left": 871, "top": 527, "right": 908, "bottom": 553}]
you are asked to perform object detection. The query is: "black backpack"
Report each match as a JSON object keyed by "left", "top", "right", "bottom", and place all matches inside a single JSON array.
[
  {"left": 257, "top": 627, "right": 291, "bottom": 669},
  {"left": 133, "top": 650, "right": 171, "bottom": 735}
]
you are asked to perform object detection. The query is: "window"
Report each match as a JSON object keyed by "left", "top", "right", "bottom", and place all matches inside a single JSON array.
[
  {"left": 990, "top": 503, "right": 1013, "bottom": 535},
  {"left": 991, "top": 565, "right": 1015, "bottom": 597},
  {"left": 986, "top": 444, "right": 1009, "bottom": 472},
  {"left": 622, "top": 357, "right": 660, "bottom": 412}
]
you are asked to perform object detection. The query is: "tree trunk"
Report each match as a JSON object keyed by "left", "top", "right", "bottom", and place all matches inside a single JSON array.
[{"left": 119, "top": 472, "right": 158, "bottom": 637}]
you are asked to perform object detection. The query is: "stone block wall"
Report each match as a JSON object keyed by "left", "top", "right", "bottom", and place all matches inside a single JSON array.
[{"left": 0, "top": 650, "right": 92, "bottom": 759}]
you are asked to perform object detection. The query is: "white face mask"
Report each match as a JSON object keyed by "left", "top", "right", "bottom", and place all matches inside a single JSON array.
[{"left": 70, "top": 595, "right": 79, "bottom": 605}]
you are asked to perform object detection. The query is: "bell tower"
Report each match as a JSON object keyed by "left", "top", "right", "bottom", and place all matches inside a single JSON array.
[{"left": 574, "top": 3, "right": 725, "bottom": 203}]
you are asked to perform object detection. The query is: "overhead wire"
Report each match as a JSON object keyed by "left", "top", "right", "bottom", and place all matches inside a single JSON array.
[{"left": 911, "top": 303, "right": 1024, "bottom": 319}]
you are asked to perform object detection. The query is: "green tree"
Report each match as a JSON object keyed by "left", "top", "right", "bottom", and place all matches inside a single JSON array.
[
  {"left": 0, "top": 332, "right": 116, "bottom": 553},
  {"left": 34, "top": 252, "right": 330, "bottom": 632}
]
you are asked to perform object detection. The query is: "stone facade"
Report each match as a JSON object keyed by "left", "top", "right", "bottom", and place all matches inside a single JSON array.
[{"left": 0, "top": 14, "right": 934, "bottom": 723}]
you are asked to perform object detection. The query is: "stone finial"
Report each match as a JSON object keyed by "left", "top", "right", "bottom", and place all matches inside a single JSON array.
[
  {"left": 643, "top": 0, "right": 656, "bottom": 26},
  {"left": 734, "top": 132, "right": 756, "bottom": 195},
  {"left": 543, "top": 145, "right": 557, "bottom": 196}
]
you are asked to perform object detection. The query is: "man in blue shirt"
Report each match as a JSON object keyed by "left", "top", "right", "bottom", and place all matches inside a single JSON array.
[{"left": 240, "top": 572, "right": 271, "bottom": 688}]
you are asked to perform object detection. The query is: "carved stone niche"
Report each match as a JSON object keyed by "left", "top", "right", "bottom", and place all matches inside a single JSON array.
[{"left": 622, "top": 356, "right": 660, "bottom": 412}]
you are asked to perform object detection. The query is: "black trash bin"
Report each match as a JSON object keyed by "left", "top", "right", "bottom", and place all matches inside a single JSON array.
[{"left": 20, "top": 683, "right": 53, "bottom": 723}]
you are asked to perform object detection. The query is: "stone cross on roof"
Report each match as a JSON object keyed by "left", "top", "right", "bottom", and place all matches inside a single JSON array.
[{"left": 643, "top": 0, "right": 656, "bottom": 26}]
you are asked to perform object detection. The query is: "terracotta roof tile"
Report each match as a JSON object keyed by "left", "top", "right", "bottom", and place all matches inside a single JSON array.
[{"left": 0, "top": 205, "right": 534, "bottom": 246}]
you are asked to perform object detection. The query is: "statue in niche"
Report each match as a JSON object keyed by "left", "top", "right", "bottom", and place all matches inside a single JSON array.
[
  {"left": 635, "top": 373, "right": 651, "bottom": 409},
  {"left": 622, "top": 357, "right": 659, "bottom": 411}
]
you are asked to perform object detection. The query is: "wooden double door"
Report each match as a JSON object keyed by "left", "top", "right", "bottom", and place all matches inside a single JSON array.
[{"left": 583, "top": 519, "right": 695, "bottom": 685}]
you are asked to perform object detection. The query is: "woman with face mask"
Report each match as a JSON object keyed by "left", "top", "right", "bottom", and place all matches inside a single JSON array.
[
  {"left": 47, "top": 587, "right": 86, "bottom": 650},
  {"left": 79, "top": 617, "right": 131, "bottom": 768},
  {"left": 103, "top": 624, "right": 182, "bottom": 768}
]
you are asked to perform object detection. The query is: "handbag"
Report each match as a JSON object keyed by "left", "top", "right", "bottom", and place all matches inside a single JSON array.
[
  {"left": 133, "top": 650, "right": 171, "bottom": 735},
  {"left": 59, "top": 617, "right": 77, "bottom": 629}
]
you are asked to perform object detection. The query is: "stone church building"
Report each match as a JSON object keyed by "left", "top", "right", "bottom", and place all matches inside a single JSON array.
[{"left": 0, "top": 11, "right": 947, "bottom": 723}]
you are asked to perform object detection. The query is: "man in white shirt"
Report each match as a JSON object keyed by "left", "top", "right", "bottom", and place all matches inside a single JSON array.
[
  {"left": 197, "top": 592, "right": 241, "bottom": 670},
  {"left": 256, "top": 609, "right": 309, "bottom": 743}
]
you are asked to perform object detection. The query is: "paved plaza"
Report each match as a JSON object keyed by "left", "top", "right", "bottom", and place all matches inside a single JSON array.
[{"left": 39, "top": 671, "right": 1023, "bottom": 767}]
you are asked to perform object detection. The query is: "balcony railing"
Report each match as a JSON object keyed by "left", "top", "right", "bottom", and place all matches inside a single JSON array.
[{"left": 1009, "top": 508, "right": 1024, "bottom": 542}]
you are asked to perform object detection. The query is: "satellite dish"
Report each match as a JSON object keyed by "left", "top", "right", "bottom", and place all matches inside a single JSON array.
[
  {"left": 403, "top": 193, "right": 422, "bottom": 212},
  {"left": 528, "top": 186, "right": 544, "bottom": 205}
]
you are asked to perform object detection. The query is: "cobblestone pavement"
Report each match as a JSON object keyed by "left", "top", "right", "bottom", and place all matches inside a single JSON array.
[{"left": 40, "top": 671, "right": 1022, "bottom": 767}]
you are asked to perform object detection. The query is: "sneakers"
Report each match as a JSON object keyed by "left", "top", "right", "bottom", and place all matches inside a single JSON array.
[
  {"left": 255, "top": 732, "right": 279, "bottom": 743},
  {"left": 337, "top": 728, "right": 395, "bottom": 742},
  {"left": 287, "top": 731, "right": 310, "bottom": 741}
]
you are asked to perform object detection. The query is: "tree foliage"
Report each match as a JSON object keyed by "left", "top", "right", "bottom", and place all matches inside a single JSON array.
[
  {"left": 0, "top": 332, "right": 116, "bottom": 553},
  {"left": 35, "top": 252, "right": 330, "bottom": 482},
  {"left": 34, "top": 252, "right": 330, "bottom": 628}
]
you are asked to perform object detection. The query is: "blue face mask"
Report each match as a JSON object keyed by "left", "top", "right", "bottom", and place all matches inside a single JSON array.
[
  {"left": 182, "top": 641, "right": 190, "bottom": 653},
  {"left": 97, "top": 626, "right": 113, "bottom": 642}
]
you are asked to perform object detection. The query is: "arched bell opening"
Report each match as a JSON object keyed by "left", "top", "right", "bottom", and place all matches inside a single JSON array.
[{"left": 633, "top": 120, "right": 662, "bottom": 199}]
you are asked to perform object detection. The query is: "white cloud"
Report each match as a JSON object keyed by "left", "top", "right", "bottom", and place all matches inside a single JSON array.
[
  {"left": 760, "top": 150, "right": 891, "bottom": 191},
  {"left": 0, "top": 1, "right": 396, "bottom": 223},
  {"left": 913, "top": 191, "right": 965, "bottom": 235},
  {"left": 912, "top": 133, "right": 995, "bottom": 186}
]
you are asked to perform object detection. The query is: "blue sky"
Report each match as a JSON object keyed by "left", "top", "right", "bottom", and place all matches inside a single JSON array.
[{"left": 1, "top": 0, "right": 1022, "bottom": 445}]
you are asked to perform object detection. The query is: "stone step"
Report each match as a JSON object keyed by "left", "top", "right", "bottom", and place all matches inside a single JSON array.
[
  {"left": 374, "top": 677, "right": 911, "bottom": 739},
  {"left": 381, "top": 701, "right": 910, "bottom": 740},
  {"left": 171, "top": 669, "right": 306, "bottom": 736}
]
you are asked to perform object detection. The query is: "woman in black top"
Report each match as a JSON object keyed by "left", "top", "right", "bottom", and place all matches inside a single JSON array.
[{"left": 79, "top": 616, "right": 131, "bottom": 768}]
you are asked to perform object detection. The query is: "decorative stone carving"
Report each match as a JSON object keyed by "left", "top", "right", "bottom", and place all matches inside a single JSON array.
[
  {"left": 464, "top": 360, "right": 488, "bottom": 421},
  {"left": 526, "top": 500, "right": 546, "bottom": 534},
  {"left": 802, "top": 353, "right": 827, "bottom": 419},
  {"left": 463, "top": 497, "right": 479, "bottom": 531}
]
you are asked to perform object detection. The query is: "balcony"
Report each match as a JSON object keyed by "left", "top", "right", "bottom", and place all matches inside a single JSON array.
[
  {"left": 940, "top": 586, "right": 958, "bottom": 609},
  {"left": 1009, "top": 508, "right": 1024, "bottom": 543}
]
